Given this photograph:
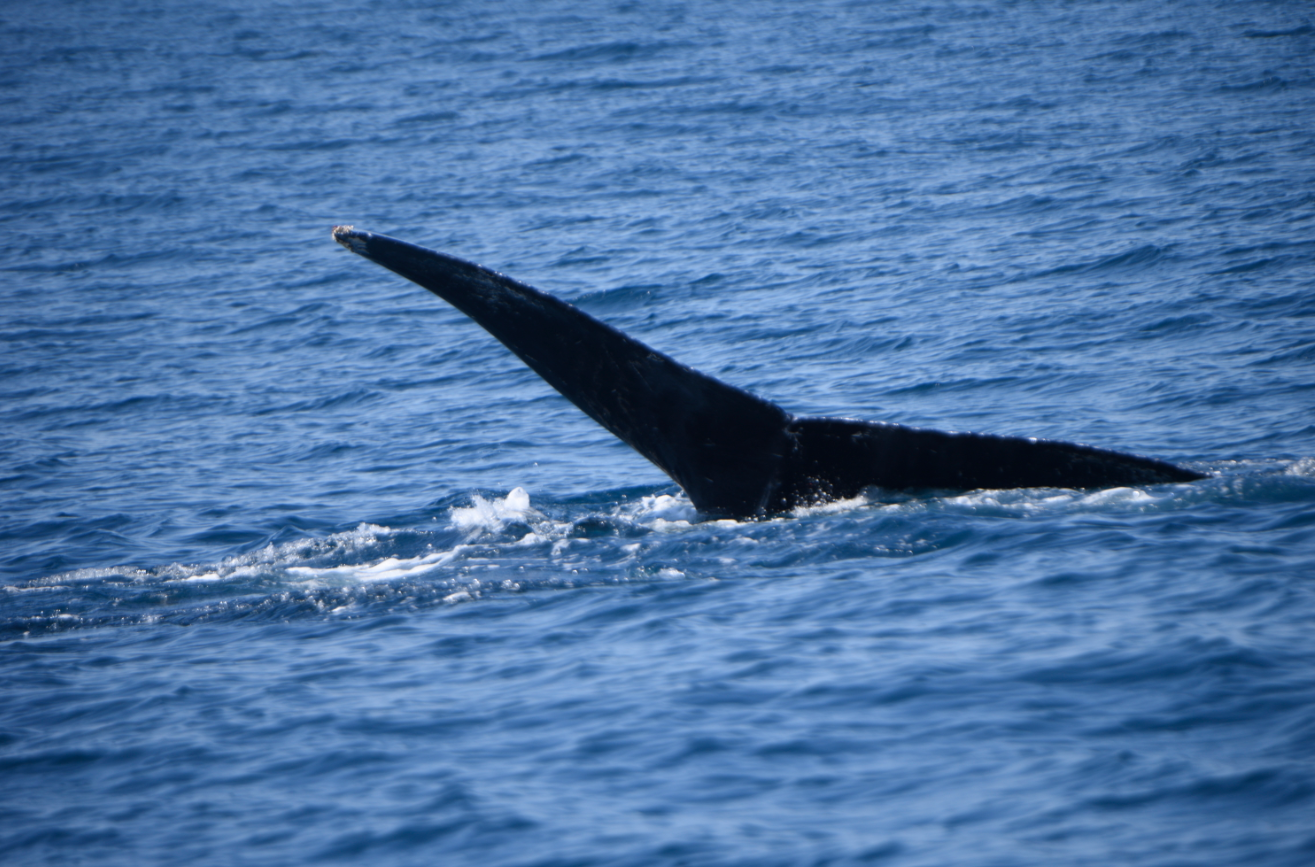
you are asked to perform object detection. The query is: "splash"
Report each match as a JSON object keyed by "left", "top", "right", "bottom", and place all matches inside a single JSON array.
[
  {"left": 627, "top": 493, "right": 701, "bottom": 525},
  {"left": 451, "top": 486, "right": 544, "bottom": 535}
]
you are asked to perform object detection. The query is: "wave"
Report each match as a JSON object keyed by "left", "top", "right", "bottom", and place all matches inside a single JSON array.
[{"left": 11, "top": 462, "right": 1299, "bottom": 640}]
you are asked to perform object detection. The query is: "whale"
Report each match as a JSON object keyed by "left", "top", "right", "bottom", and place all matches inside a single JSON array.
[{"left": 332, "top": 227, "right": 1205, "bottom": 518}]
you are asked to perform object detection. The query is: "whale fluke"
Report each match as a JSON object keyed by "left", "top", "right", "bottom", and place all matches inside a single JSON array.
[{"left": 332, "top": 227, "right": 1204, "bottom": 518}]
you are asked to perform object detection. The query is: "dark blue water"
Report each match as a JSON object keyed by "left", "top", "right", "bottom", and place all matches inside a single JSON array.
[{"left": 3, "top": 1, "right": 1314, "bottom": 864}]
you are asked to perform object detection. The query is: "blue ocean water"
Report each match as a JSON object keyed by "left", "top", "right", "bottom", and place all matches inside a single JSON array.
[{"left": 3, "top": 0, "right": 1314, "bottom": 863}]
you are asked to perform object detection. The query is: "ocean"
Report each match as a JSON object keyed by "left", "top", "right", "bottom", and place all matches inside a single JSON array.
[{"left": 2, "top": 1, "right": 1314, "bottom": 864}]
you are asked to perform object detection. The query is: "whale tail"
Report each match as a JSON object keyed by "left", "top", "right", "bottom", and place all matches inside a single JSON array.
[{"left": 332, "top": 227, "right": 1204, "bottom": 517}]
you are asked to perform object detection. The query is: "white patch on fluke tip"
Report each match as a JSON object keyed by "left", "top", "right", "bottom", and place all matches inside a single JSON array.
[{"left": 332, "top": 225, "right": 369, "bottom": 255}]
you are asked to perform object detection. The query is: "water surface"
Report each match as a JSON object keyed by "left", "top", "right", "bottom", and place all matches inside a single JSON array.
[{"left": 3, "top": 1, "right": 1314, "bottom": 864}]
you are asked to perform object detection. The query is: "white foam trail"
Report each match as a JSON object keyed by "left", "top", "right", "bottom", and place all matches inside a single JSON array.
[
  {"left": 1285, "top": 457, "right": 1315, "bottom": 477},
  {"left": 790, "top": 493, "right": 870, "bottom": 517},
  {"left": 280, "top": 489, "right": 561, "bottom": 585},
  {"left": 285, "top": 548, "right": 462, "bottom": 583},
  {"left": 939, "top": 484, "right": 1172, "bottom": 515}
]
